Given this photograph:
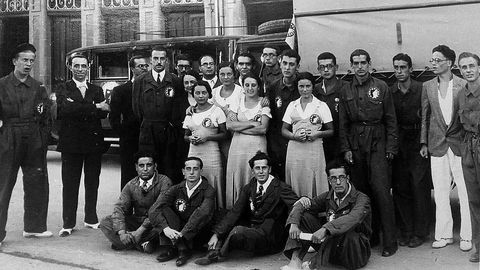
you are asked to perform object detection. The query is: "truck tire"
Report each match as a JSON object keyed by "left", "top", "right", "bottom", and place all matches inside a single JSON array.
[{"left": 257, "top": 19, "right": 291, "bottom": 35}]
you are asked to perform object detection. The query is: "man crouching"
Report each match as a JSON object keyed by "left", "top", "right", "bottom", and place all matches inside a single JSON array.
[{"left": 282, "top": 160, "right": 371, "bottom": 270}]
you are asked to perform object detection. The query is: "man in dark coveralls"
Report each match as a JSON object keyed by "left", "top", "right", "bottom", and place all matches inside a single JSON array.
[
  {"left": 282, "top": 160, "right": 371, "bottom": 270},
  {"left": 266, "top": 49, "right": 301, "bottom": 181},
  {"left": 313, "top": 52, "right": 348, "bottom": 163},
  {"left": 57, "top": 53, "right": 110, "bottom": 237},
  {"left": 338, "top": 49, "right": 398, "bottom": 257},
  {"left": 0, "top": 43, "right": 52, "bottom": 246},
  {"left": 109, "top": 54, "right": 149, "bottom": 190},
  {"left": 260, "top": 44, "right": 282, "bottom": 91},
  {"left": 390, "top": 53, "right": 431, "bottom": 248},
  {"left": 132, "top": 46, "right": 183, "bottom": 181}
]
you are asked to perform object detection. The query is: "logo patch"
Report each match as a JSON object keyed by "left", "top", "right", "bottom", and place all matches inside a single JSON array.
[
  {"left": 36, "top": 103, "right": 44, "bottom": 114},
  {"left": 202, "top": 118, "right": 213, "bottom": 128},
  {"left": 309, "top": 114, "right": 321, "bottom": 124},
  {"left": 275, "top": 96, "right": 282, "bottom": 108},
  {"left": 165, "top": 86, "right": 175, "bottom": 98},
  {"left": 253, "top": 114, "right": 262, "bottom": 122},
  {"left": 367, "top": 87, "right": 380, "bottom": 100},
  {"left": 175, "top": 199, "right": 187, "bottom": 212}
]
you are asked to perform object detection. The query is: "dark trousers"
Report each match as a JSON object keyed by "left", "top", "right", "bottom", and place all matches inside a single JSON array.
[
  {"left": 61, "top": 152, "right": 102, "bottom": 229},
  {"left": 0, "top": 124, "right": 49, "bottom": 241},
  {"left": 392, "top": 146, "right": 431, "bottom": 238},
  {"left": 119, "top": 135, "right": 138, "bottom": 190},
  {"left": 462, "top": 134, "right": 480, "bottom": 246},
  {"left": 350, "top": 136, "right": 397, "bottom": 249},
  {"left": 284, "top": 212, "right": 370, "bottom": 270},
  {"left": 267, "top": 131, "right": 287, "bottom": 181},
  {"left": 100, "top": 215, "right": 159, "bottom": 250},
  {"left": 219, "top": 224, "right": 272, "bottom": 256}
]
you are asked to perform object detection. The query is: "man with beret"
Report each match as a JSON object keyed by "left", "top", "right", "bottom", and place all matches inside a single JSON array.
[{"left": 0, "top": 43, "right": 52, "bottom": 246}]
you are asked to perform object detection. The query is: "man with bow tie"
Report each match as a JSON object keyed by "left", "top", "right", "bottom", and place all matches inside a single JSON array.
[
  {"left": 194, "top": 151, "right": 299, "bottom": 266},
  {"left": 56, "top": 53, "right": 110, "bottom": 237},
  {"left": 100, "top": 151, "right": 172, "bottom": 253}
]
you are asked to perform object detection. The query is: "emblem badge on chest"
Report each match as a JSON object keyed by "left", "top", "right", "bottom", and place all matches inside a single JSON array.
[
  {"left": 202, "top": 118, "right": 213, "bottom": 128},
  {"left": 275, "top": 96, "right": 282, "bottom": 108},
  {"left": 36, "top": 103, "right": 44, "bottom": 114},
  {"left": 367, "top": 87, "right": 380, "bottom": 100},
  {"left": 309, "top": 114, "right": 321, "bottom": 124},
  {"left": 253, "top": 114, "right": 262, "bottom": 122},
  {"left": 175, "top": 199, "right": 187, "bottom": 212},
  {"left": 165, "top": 86, "right": 175, "bottom": 98}
]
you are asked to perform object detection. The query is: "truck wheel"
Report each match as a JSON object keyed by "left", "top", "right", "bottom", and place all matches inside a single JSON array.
[{"left": 257, "top": 19, "right": 291, "bottom": 35}]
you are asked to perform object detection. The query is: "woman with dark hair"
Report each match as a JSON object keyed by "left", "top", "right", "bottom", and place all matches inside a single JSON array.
[
  {"left": 183, "top": 70, "right": 202, "bottom": 106},
  {"left": 225, "top": 72, "right": 271, "bottom": 209},
  {"left": 281, "top": 72, "right": 334, "bottom": 197},
  {"left": 183, "top": 81, "right": 227, "bottom": 208}
]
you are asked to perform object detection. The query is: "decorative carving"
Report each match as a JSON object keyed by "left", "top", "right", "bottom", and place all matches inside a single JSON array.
[
  {"left": 47, "top": 0, "right": 81, "bottom": 10},
  {"left": 161, "top": 0, "right": 203, "bottom": 5},
  {"left": 102, "top": 0, "right": 138, "bottom": 8},
  {"left": 0, "top": 0, "right": 28, "bottom": 13}
]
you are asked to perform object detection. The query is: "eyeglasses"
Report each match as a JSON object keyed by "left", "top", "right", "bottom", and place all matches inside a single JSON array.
[
  {"left": 177, "top": 64, "right": 191, "bottom": 69},
  {"left": 429, "top": 58, "right": 447, "bottom": 64},
  {"left": 352, "top": 61, "right": 368, "bottom": 66},
  {"left": 136, "top": 64, "right": 149, "bottom": 69},
  {"left": 201, "top": 62, "right": 215, "bottom": 67},
  {"left": 327, "top": 175, "right": 348, "bottom": 184},
  {"left": 318, "top": 64, "right": 335, "bottom": 70},
  {"left": 262, "top": 53, "right": 277, "bottom": 58}
]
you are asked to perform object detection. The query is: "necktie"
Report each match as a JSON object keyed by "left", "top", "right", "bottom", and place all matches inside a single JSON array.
[
  {"left": 78, "top": 85, "right": 87, "bottom": 98},
  {"left": 253, "top": 185, "right": 263, "bottom": 210},
  {"left": 141, "top": 180, "right": 149, "bottom": 192},
  {"left": 157, "top": 73, "right": 161, "bottom": 83}
]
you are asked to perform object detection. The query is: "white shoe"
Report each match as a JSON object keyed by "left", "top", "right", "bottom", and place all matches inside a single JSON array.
[
  {"left": 432, "top": 238, "right": 454, "bottom": 248},
  {"left": 84, "top": 222, "right": 100, "bottom": 229},
  {"left": 58, "top": 228, "right": 73, "bottom": 237},
  {"left": 23, "top": 231, "right": 53, "bottom": 238},
  {"left": 460, "top": 239, "right": 473, "bottom": 252}
]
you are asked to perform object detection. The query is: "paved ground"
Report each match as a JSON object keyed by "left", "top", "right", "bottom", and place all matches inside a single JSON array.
[{"left": 0, "top": 151, "right": 478, "bottom": 270}]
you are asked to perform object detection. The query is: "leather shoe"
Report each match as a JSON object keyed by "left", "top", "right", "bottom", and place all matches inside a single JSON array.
[
  {"left": 408, "top": 236, "right": 424, "bottom": 248},
  {"left": 195, "top": 250, "right": 220, "bottom": 265},
  {"left": 156, "top": 247, "right": 177, "bottom": 262},
  {"left": 470, "top": 251, "right": 479, "bottom": 263},
  {"left": 382, "top": 246, "right": 398, "bottom": 257},
  {"left": 176, "top": 249, "right": 191, "bottom": 267},
  {"left": 398, "top": 235, "right": 410, "bottom": 246}
]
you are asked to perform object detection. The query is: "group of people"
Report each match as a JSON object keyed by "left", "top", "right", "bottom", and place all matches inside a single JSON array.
[{"left": 0, "top": 40, "right": 479, "bottom": 269}]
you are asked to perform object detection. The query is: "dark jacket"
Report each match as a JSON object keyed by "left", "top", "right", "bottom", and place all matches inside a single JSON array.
[
  {"left": 149, "top": 178, "right": 216, "bottom": 240},
  {"left": 56, "top": 80, "right": 108, "bottom": 153},
  {"left": 214, "top": 177, "right": 299, "bottom": 249},
  {"left": 109, "top": 80, "right": 140, "bottom": 140},
  {"left": 287, "top": 184, "right": 371, "bottom": 237},
  {"left": 111, "top": 173, "right": 172, "bottom": 232}
]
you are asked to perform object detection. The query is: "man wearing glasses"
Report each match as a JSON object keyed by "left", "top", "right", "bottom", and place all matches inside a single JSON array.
[
  {"left": 175, "top": 54, "right": 192, "bottom": 78},
  {"left": 282, "top": 159, "right": 371, "bottom": 270},
  {"left": 338, "top": 49, "right": 398, "bottom": 257},
  {"left": 199, "top": 55, "right": 221, "bottom": 90},
  {"left": 110, "top": 54, "right": 149, "bottom": 190},
  {"left": 420, "top": 45, "right": 471, "bottom": 251},
  {"left": 313, "top": 52, "right": 348, "bottom": 163},
  {"left": 260, "top": 44, "right": 282, "bottom": 91}
]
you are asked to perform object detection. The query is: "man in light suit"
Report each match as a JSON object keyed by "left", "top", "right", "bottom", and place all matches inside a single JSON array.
[{"left": 420, "top": 44, "right": 472, "bottom": 251}]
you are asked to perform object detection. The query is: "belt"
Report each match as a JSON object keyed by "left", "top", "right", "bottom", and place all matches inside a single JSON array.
[{"left": 399, "top": 123, "right": 421, "bottom": 130}]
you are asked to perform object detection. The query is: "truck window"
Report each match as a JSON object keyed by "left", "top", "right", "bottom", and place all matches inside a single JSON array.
[{"left": 97, "top": 52, "right": 128, "bottom": 79}]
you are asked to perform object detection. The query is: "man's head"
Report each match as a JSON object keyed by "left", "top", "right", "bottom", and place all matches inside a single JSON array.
[
  {"left": 235, "top": 52, "right": 255, "bottom": 78},
  {"left": 350, "top": 49, "right": 371, "bottom": 78},
  {"left": 134, "top": 151, "right": 157, "bottom": 181},
  {"left": 129, "top": 54, "right": 149, "bottom": 78},
  {"left": 248, "top": 151, "right": 271, "bottom": 184},
  {"left": 151, "top": 46, "right": 168, "bottom": 73},
  {"left": 68, "top": 53, "right": 89, "bottom": 82},
  {"left": 326, "top": 159, "right": 351, "bottom": 196},
  {"left": 12, "top": 43, "right": 36, "bottom": 77},
  {"left": 317, "top": 52, "right": 338, "bottom": 80},
  {"left": 280, "top": 49, "right": 301, "bottom": 79},
  {"left": 199, "top": 55, "right": 216, "bottom": 80},
  {"left": 175, "top": 54, "right": 192, "bottom": 77},
  {"left": 182, "top": 157, "right": 203, "bottom": 183},
  {"left": 431, "top": 45, "right": 455, "bottom": 75},
  {"left": 262, "top": 44, "right": 280, "bottom": 67},
  {"left": 458, "top": 52, "right": 480, "bottom": 83},
  {"left": 392, "top": 53, "right": 413, "bottom": 83}
]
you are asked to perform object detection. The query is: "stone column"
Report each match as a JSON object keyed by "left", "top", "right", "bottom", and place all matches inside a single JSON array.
[
  {"left": 82, "top": 0, "right": 105, "bottom": 46},
  {"left": 29, "top": 0, "right": 51, "bottom": 89},
  {"left": 139, "top": 0, "right": 165, "bottom": 40},
  {"left": 223, "top": 0, "right": 247, "bottom": 35},
  {"left": 203, "top": 0, "right": 216, "bottom": 36}
]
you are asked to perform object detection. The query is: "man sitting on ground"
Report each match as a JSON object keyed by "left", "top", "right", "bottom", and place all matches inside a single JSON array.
[
  {"left": 100, "top": 151, "right": 172, "bottom": 253},
  {"left": 282, "top": 159, "right": 371, "bottom": 270}
]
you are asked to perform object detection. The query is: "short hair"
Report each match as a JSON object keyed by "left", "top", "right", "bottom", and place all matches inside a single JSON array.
[
  {"left": 192, "top": 80, "right": 212, "bottom": 98},
  {"left": 217, "top": 61, "right": 234, "bottom": 73},
  {"left": 13, "top": 43, "right": 36, "bottom": 59},
  {"left": 296, "top": 72, "right": 315, "bottom": 86},
  {"left": 183, "top": 69, "right": 201, "bottom": 81},
  {"left": 184, "top": 156, "right": 203, "bottom": 169},
  {"left": 325, "top": 158, "right": 350, "bottom": 177},
  {"left": 350, "top": 49, "right": 371, "bottom": 64},
  {"left": 133, "top": 151, "right": 157, "bottom": 164},
  {"left": 234, "top": 51, "right": 255, "bottom": 65},
  {"left": 241, "top": 72, "right": 264, "bottom": 94},
  {"left": 151, "top": 46, "right": 167, "bottom": 54},
  {"left": 458, "top": 52, "right": 480, "bottom": 66},
  {"left": 317, "top": 52, "right": 337, "bottom": 65},
  {"left": 176, "top": 54, "right": 191, "bottom": 65},
  {"left": 67, "top": 52, "right": 88, "bottom": 66},
  {"left": 263, "top": 43, "right": 280, "bottom": 55},
  {"left": 392, "top": 53, "right": 413, "bottom": 68},
  {"left": 129, "top": 54, "right": 147, "bottom": 68},
  {"left": 280, "top": 49, "right": 301, "bottom": 64},
  {"left": 248, "top": 151, "right": 271, "bottom": 169},
  {"left": 432, "top": 45, "right": 456, "bottom": 63},
  {"left": 199, "top": 54, "right": 215, "bottom": 64}
]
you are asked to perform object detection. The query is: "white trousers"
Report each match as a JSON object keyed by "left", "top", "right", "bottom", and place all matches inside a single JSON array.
[{"left": 430, "top": 148, "right": 472, "bottom": 241}]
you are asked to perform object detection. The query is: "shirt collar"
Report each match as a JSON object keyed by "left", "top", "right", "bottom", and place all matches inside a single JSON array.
[
  {"left": 10, "top": 72, "right": 32, "bottom": 87},
  {"left": 72, "top": 78, "right": 88, "bottom": 88},
  {"left": 186, "top": 178, "right": 203, "bottom": 197},
  {"left": 333, "top": 183, "right": 352, "bottom": 205},
  {"left": 152, "top": 69, "right": 165, "bottom": 82},
  {"left": 257, "top": 174, "right": 274, "bottom": 194},
  {"left": 139, "top": 174, "right": 154, "bottom": 187},
  {"left": 465, "top": 83, "right": 480, "bottom": 97}
]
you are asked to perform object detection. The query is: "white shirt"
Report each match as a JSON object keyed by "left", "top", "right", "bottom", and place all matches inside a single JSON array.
[
  {"left": 73, "top": 78, "right": 88, "bottom": 97},
  {"left": 211, "top": 84, "right": 243, "bottom": 113},
  {"left": 152, "top": 69, "right": 165, "bottom": 82},
  {"left": 438, "top": 79, "right": 453, "bottom": 126},
  {"left": 203, "top": 76, "right": 218, "bottom": 90},
  {"left": 139, "top": 175, "right": 154, "bottom": 189},
  {"left": 282, "top": 96, "right": 333, "bottom": 124},
  {"left": 186, "top": 178, "right": 202, "bottom": 198},
  {"left": 333, "top": 183, "right": 352, "bottom": 206},
  {"left": 256, "top": 175, "right": 274, "bottom": 194}
]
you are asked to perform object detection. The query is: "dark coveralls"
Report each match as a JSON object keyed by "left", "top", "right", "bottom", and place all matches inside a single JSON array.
[
  {"left": 266, "top": 78, "right": 300, "bottom": 181},
  {"left": 132, "top": 71, "right": 183, "bottom": 182},
  {"left": 261, "top": 64, "right": 282, "bottom": 92},
  {"left": 458, "top": 84, "right": 480, "bottom": 251},
  {"left": 0, "top": 72, "right": 50, "bottom": 241},
  {"left": 338, "top": 74, "right": 398, "bottom": 249},
  {"left": 390, "top": 79, "right": 431, "bottom": 240},
  {"left": 313, "top": 78, "right": 348, "bottom": 163},
  {"left": 109, "top": 80, "right": 140, "bottom": 190}
]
